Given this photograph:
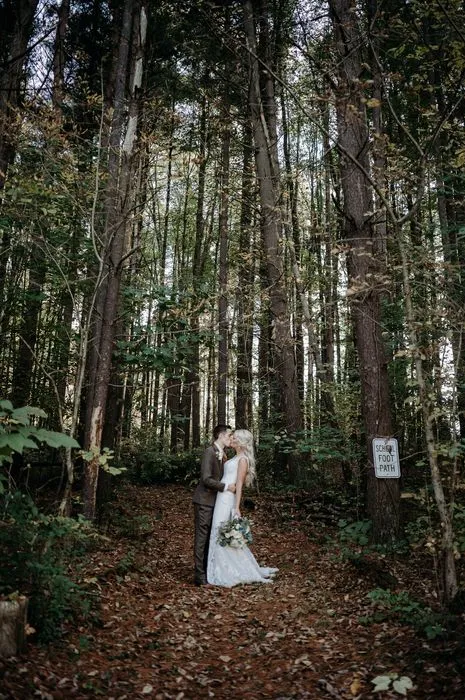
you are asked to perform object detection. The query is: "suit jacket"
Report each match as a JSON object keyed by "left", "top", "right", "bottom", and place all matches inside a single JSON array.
[{"left": 192, "top": 444, "right": 226, "bottom": 507}]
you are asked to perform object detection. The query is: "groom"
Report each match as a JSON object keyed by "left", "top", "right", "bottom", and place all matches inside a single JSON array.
[{"left": 192, "top": 424, "right": 235, "bottom": 586}]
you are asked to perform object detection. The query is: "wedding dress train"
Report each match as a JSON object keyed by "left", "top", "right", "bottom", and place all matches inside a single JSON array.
[{"left": 207, "top": 455, "right": 278, "bottom": 587}]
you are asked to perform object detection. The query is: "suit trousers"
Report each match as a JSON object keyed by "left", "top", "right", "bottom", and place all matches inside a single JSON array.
[{"left": 193, "top": 503, "right": 214, "bottom": 583}]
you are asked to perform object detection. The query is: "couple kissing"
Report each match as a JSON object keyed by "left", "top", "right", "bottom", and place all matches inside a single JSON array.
[{"left": 192, "top": 425, "right": 278, "bottom": 587}]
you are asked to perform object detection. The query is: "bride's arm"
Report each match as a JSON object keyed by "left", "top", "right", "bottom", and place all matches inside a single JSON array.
[{"left": 233, "top": 457, "right": 248, "bottom": 517}]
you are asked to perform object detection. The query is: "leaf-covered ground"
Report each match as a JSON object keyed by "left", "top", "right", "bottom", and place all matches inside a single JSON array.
[{"left": 1, "top": 484, "right": 464, "bottom": 699}]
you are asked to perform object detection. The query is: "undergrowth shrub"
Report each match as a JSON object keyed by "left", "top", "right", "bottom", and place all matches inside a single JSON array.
[
  {"left": 120, "top": 425, "right": 202, "bottom": 485},
  {"left": 127, "top": 449, "right": 201, "bottom": 485},
  {"left": 256, "top": 426, "right": 363, "bottom": 491},
  {"left": 452, "top": 502, "right": 465, "bottom": 553},
  {"left": 0, "top": 491, "right": 94, "bottom": 642},
  {"left": 361, "top": 588, "right": 447, "bottom": 640},
  {"left": 404, "top": 501, "right": 465, "bottom": 559},
  {"left": 337, "top": 518, "right": 372, "bottom": 546},
  {"left": 334, "top": 518, "right": 410, "bottom": 559}
]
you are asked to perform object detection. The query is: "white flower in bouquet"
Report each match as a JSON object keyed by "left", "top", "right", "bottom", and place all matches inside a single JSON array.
[{"left": 217, "top": 516, "right": 253, "bottom": 549}]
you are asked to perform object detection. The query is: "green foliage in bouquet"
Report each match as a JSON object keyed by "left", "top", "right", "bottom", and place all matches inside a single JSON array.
[{"left": 217, "top": 516, "right": 253, "bottom": 549}]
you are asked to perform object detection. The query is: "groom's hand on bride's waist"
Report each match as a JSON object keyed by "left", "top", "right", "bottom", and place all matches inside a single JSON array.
[{"left": 226, "top": 483, "right": 236, "bottom": 493}]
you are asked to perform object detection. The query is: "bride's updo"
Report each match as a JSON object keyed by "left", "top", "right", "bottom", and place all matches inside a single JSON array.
[{"left": 234, "top": 429, "right": 256, "bottom": 487}]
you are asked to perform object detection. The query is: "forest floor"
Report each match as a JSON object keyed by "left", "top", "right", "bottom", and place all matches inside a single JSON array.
[{"left": 1, "top": 484, "right": 464, "bottom": 700}]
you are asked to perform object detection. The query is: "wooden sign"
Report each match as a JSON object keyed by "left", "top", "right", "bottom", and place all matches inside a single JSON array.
[{"left": 372, "top": 438, "right": 400, "bottom": 478}]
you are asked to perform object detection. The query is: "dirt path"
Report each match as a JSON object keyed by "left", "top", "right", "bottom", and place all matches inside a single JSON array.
[{"left": 1, "top": 485, "right": 463, "bottom": 699}]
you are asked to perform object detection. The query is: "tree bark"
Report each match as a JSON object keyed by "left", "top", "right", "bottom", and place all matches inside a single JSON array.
[
  {"left": 10, "top": 245, "right": 46, "bottom": 409},
  {"left": 329, "top": 0, "right": 399, "bottom": 541},
  {"left": 83, "top": 0, "right": 147, "bottom": 520},
  {"left": 0, "top": 596, "right": 28, "bottom": 658},
  {"left": 235, "top": 118, "right": 255, "bottom": 429},
  {"left": 0, "top": 0, "right": 38, "bottom": 190},
  {"left": 217, "top": 109, "right": 231, "bottom": 425},
  {"left": 0, "top": 0, "right": 39, "bottom": 309},
  {"left": 243, "top": 0, "right": 303, "bottom": 456},
  {"left": 189, "top": 94, "right": 209, "bottom": 446},
  {"left": 397, "top": 222, "right": 458, "bottom": 604}
]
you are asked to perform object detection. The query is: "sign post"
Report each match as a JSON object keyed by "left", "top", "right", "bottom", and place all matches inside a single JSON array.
[{"left": 372, "top": 438, "right": 400, "bottom": 479}]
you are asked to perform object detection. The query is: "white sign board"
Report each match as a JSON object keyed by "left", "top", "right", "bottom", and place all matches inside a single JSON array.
[{"left": 372, "top": 438, "right": 400, "bottom": 478}]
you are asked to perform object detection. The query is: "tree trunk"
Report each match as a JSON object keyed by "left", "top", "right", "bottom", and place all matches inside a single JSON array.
[
  {"left": 281, "top": 90, "right": 305, "bottom": 405},
  {"left": 397, "top": 222, "right": 458, "bottom": 605},
  {"left": 0, "top": 0, "right": 39, "bottom": 325},
  {"left": 83, "top": 0, "right": 147, "bottom": 520},
  {"left": 10, "top": 245, "right": 46, "bottom": 408},
  {"left": 0, "top": 0, "right": 38, "bottom": 191},
  {"left": 190, "top": 94, "right": 209, "bottom": 447},
  {"left": 0, "top": 596, "right": 28, "bottom": 658},
  {"left": 329, "top": 0, "right": 399, "bottom": 541},
  {"left": 167, "top": 374, "right": 181, "bottom": 453},
  {"left": 243, "top": 0, "right": 303, "bottom": 455},
  {"left": 52, "top": 0, "right": 70, "bottom": 109},
  {"left": 235, "top": 118, "right": 255, "bottom": 429},
  {"left": 217, "top": 110, "right": 231, "bottom": 425}
]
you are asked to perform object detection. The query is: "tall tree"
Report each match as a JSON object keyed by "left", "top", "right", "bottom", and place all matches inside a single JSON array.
[
  {"left": 217, "top": 104, "right": 231, "bottom": 425},
  {"left": 83, "top": 0, "right": 148, "bottom": 520},
  {"left": 235, "top": 118, "right": 255, "bottom": 429},
  {"left": 329, "top": 0, "right": 400, "bottom": 541},
  {"left": 243, "top": 0, "right": 303, "bottom": 469},
  {"left": 0, "top": 0, "right": 39, "bottom": 310}
]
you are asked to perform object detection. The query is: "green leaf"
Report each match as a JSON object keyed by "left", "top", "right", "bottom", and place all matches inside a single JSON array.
[
  {"left": 0, "top": 432, "right": 38, "bottom": 452},
  {"left": 13, "top": 405, "right": 47, "bottom": 420},
  {"left": 102, "top": 465, "right": 127, "bottom": 476},
  {"left": 372, "top": 675, "right": 392, "bottom": 692},
  {"left": 393, "top": 677, "right": 413, "bottom": 695},
  {"left": 0, "top": 400, "right": 14, "bottom": 412},
  {"left": 0, "top": 446, "right": 13, "bottom": 463},
  {"left": 33, "top": 429, "right": 79, "bottom": 449}
]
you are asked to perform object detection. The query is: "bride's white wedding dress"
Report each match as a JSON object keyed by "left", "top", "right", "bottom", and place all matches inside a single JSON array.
[{"left": 207, "top": 455, "right": 278, "bottom": 587}]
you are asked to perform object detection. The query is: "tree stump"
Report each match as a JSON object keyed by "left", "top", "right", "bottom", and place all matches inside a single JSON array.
[{"left": 0, "top": 596, "right": 28, "bottom": 657}]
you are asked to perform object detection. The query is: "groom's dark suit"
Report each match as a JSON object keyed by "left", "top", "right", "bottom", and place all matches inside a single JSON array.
[{"left": 192, "top": 445, "right": 227, "bottom": 585}]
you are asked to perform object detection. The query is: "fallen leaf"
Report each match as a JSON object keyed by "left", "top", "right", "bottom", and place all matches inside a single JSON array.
[{"left": 350, "top": 677, "right": 362, "bottom": 695}]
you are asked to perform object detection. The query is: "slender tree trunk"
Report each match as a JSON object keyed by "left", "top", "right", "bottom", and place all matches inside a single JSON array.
[
  {"left": 189, "top": 95, "right": 209, "bottom": 446},
  {"left": 281, "top": 92, "right": 305, "bottom": 404},
  {"left": 180, "top": 375, "right": 191, "bottom": 450},
  {"left": 397, "top": 222, "right": 458, "bottom": 604},
  {"left": 51, "top": 0, "right": 69, "bottom": 109},
  {"left": 258, "top": 260, "right": 271, "bottom": 435},
  {"left": 217, "top": 109, "right": 230, "bottom": 425},
  {"left": 243, "top": 0, "right": 303, "bottom": 459},
  {"left": 444, "top": 171, "right": 465, "bottom": 440},
  {"left": 150, "top": 134, "right": 172, "bottom": 437},
  {"left": 235, "top": 119, "right": 255, "bottom": 429},
  {"left": 10, "top": 245, "right": 46, "bottom": 408},
  {"left": 0, "top": 0, "right": 39, "bottom": 305}
]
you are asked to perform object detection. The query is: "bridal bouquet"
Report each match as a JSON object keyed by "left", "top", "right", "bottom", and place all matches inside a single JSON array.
[{"left": 217, "top": 515, "right": 253, "bottom": 549}]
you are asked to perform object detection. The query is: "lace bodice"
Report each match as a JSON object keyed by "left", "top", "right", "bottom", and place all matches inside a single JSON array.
[{"left": 221, "top": 455, "right": 240, "bottom": 487}]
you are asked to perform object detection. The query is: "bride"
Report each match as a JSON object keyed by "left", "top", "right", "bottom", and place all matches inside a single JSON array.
[{"left": 207, "top": 429, "right": 278, "bottom": 587}]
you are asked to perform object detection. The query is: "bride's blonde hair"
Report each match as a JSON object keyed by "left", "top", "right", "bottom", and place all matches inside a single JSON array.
[{"left": 234, "top": 429, "right": 256, "bottom": 487}]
